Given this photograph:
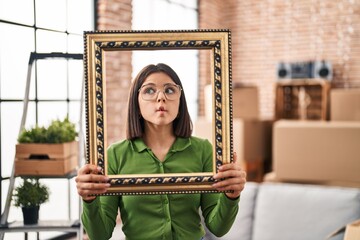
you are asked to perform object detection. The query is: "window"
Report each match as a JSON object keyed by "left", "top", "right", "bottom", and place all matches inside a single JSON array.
[
  {"left": 132, "top": 0, "right": 199, "bottom": 119},
  {"left": 0, "top": 0, "right": 94, "bottom": 239}
]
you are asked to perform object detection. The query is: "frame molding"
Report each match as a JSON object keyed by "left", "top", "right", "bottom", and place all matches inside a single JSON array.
[{"left": 84, "top": 29, "right": 233, "bottom": 195}]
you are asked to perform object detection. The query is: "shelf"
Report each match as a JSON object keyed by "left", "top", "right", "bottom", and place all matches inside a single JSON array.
[
  {"left": 0, "top": 52, "right": 84, "bottom": 240},
  {"left": 15, "top": 170, "right": 78, "bottom": 179},
  {"left": 276, "top": 78, "right": 330, "bottom": 86},
  {"left": 0, "top": 220, "right": 80, "bottom": 233},
  {"left": 275, "top": 80, "right": 330, "bottom": 120}
]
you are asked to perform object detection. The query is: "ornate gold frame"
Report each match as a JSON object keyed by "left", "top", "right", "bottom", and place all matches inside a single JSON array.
[{"left": 84, "top": 29, "right": 233, "bottom": 195}]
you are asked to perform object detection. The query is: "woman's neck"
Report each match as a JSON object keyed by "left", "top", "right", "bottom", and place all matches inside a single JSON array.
[
  {"left": 143, "top": 124, "right": 175, "bottom": 145},
  {"left": 142, "top": 124, "right": 176, "bottom": 161}
]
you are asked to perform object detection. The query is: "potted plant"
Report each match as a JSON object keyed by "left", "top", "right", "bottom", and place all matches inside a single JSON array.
[
  {"left": 15, "top": 117, "right": 79, "bottom": 176},
  {"left": 17, "top": 116, "right": 77, "bottom": 144},
  {"left": 13, "top": 178, "right": 50, "bottom": 224}
]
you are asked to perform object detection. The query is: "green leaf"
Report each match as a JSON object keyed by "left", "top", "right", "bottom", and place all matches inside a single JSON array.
[
  {"left": 17, "top": 117, "right": 78, "bottom": 143},
  {"left": 13, "top": 178, "right": 50, "bottom": 207}
]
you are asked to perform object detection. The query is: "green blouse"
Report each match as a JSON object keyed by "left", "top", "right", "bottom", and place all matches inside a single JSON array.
[{"left": 82, "top": 137, "right": 239, "bottom": 240}]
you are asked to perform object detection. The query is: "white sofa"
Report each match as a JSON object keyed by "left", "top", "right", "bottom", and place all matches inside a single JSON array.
[
  {"left": 110, "top": 182, "right": 360, "bottom": 239},
  {"left": 204, "top": 182, "right": 360, "bottom": 240}
]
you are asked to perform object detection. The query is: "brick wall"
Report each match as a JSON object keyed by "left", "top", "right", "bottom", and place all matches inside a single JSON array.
[
  {"left": 198, "top": 0, "right": 228, "bottom": 117},
  {"left": 199, "top": 0, "right": 360, "bottom": 118},
  {"left": 96, "top": 0, "right": 360, "bottom": 145},
  {"left": 97, "top": 0, "right": 132, "bottom": 144}
]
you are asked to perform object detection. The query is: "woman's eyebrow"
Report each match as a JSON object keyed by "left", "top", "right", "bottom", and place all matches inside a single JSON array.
[
  {"left": 141, "top": 83, "right": 156, "bottom": 87},
  {"left": 142, "top": 82, "right": 175, "bottom": 87}
]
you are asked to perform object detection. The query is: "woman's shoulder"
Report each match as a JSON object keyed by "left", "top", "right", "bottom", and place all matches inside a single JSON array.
[
  {"left": 189, "top": 136, "right": 212, "bottom": 147},
  {"left": 107, "top": 139, "right": 132, "bottom": 151}
]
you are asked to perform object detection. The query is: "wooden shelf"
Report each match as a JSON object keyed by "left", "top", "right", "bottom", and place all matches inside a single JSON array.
[
  {"left": 15, "top": 170, "right": 78, "bottom": 179},
  {"left": 0, "top": 220, "right": 80, "bottom": 233},
  {"left": 275, "top": 79, "right": 331, "bottom": 120}
]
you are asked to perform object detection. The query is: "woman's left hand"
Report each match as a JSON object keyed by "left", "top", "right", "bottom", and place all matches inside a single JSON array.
[{"left": 212, "top": 152, "right": 247, "bottom": 199}]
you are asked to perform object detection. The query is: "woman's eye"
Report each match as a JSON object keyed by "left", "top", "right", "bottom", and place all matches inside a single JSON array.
[
  {"left": 164, "top": 87, "right": 176, "bottom": 94},
  {"left": 144, "top": 87, "right": 156, "bottom": 94}
]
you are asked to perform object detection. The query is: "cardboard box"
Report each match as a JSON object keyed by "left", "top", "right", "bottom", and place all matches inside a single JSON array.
[
  {"left": 331, "top": 88, "right": 360, "bottom": 121},
  {"left": 232, "top": 86, "right": 259, "bottom": 119},
  {"left": 237, "top": 118, "right": 273, "bottom": 161},
  {"left": 273, "top": 120, "right": 360, "bottom": 185},
  {"left": 204, "top": 85, "right": 259, "bottom": 122},
  {"left": 15, "top": 141, "right": 79, "bottom": 176},
  {"left": 194, "top": 118, "right": 272, "bottom": 161},
  {"left": 345, "top": 219, "right": 360, "bottom": 240},
  {"left": 194, "top": 117, "right": 242, "bottom": 159},
  {"left": 243, "top": 158, "right": 264, "bottom": 182},
  {"left": 264, "top": 172, "right": 360, "bottom": 188},
  {"left": 194, "top": 117, "right": 273, "bottom": 164}
]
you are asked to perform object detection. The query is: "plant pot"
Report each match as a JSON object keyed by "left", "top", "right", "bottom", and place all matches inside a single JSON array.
[{"left": 22, "top": 206, "right": 40, "bottom": 225}]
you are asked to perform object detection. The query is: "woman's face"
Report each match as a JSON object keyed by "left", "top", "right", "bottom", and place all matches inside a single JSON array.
[{"left": 138, "top": 72, "right": 181, "bottom": 129}]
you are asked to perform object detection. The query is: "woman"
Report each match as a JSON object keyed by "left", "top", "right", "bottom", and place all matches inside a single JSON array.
[{"left": 76, "top": 63, "right": 246, "bottom": 240}]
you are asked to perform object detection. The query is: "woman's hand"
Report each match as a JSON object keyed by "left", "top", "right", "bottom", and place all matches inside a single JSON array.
[
  {"left": 212, "top": 152, "right": 246, "bottom": 199},
  {"left": 75, "top": 164, "right": 111, "bottom": 202}
]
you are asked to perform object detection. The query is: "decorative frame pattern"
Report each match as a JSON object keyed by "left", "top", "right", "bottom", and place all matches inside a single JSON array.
[{"left": 84, "top": 29, "right": 233, "bottom": 195}]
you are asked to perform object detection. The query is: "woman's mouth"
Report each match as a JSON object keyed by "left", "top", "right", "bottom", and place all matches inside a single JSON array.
[{"left": 157, "top": 106, "right": 166, "bottom": 112}]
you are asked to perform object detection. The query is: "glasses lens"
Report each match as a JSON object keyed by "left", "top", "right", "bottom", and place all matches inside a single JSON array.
[
  {"left": 140, "top": 86, "right": 157, "bottom": 101},
  {"left": 164, "top": 85, "right": 180, "bottom": 100}
]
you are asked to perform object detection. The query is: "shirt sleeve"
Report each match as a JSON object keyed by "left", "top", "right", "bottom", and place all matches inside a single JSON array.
[
  {"left": 81, "top": 196, "right": 119, "bottom": 240},
  {"left": 81, "top": 144, "right": 120, "bottom": 240},
  {"left": 201, "top": 193, "right": 240, "bottom": 237},
  {"left": 199, "top": 138, "right": 240, "bottom": 237}
]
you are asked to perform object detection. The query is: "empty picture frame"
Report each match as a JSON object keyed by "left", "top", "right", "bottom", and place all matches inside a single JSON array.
[{"left": 84, "top": 29, "right": 233, "bottom": 195}]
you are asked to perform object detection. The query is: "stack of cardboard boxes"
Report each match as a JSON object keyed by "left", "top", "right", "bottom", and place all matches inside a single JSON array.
[
  {"left": 194, "top": 84, "right": 273, "bottom": 182},
  {"left": 195, "top": 83, "right": 360, "bottom": 189},
  {"left": 271, "top": 87, "right": 360, "bottom": 239},
  {"left": 272, "top": 88, "right": 360, "bottom": 188}
]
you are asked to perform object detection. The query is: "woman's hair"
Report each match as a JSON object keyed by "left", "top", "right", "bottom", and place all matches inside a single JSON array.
[{"left": 126, "top": 63, "right": 192, "bottom": 139}]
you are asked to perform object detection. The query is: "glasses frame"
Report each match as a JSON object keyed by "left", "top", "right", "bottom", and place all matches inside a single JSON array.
[
  {"left": 84, "top": 29, "right": 233, "bottom": 195},
  {"left": 138, "top": 83, "right": 183, "bottom": 101}
]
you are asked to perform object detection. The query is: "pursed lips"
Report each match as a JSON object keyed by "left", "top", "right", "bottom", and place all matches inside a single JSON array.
[{"left": 156, "top": 106, "right": 166, "bottom": 112}]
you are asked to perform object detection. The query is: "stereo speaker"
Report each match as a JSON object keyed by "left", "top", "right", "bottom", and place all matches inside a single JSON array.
[
  {"left": 277, "top": 60, "right": 332, "bottom": 81},
  {"left": 313, "top": 60, "right": 332, "bottom": 81},
  {"left": 277, "top": 62, "right": 291, "bottom": 79}
]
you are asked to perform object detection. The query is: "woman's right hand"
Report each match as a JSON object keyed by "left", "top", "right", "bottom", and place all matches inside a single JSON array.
[{"left": 75, "top": 164, "right": 111, "bottom": 202}]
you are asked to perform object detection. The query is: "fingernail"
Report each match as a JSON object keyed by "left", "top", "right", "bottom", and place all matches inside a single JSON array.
[{"left": 97, "top": 166, "right": 103, "bottom": 172}]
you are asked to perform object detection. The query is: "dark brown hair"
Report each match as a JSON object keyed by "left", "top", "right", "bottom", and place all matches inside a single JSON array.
[{"left": 126, "top": 63, "right": 192, "bottom": 139}]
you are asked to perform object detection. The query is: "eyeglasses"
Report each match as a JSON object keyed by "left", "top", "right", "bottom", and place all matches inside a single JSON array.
[{"left": 138, "top": 83, "right": 182, "bottom": 101}]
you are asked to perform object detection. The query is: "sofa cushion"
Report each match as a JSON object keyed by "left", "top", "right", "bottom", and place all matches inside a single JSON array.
[
  {"left": 204, "top": 182, "right": 259, "bottom": 240},
  {"left": 252, "top": 183, "right": 360, "bottom": 240}
]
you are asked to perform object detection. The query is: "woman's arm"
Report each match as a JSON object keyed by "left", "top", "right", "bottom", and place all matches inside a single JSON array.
[
  {"left": 75, "top": 143, "right": 122, "bottom": 240},
  {"left": 81, "top": 195, "right": 119, "bottom": 240},
  {"left": 201, "top": 193, "right": 240, "bottom": 237},
  {"left": 200, "top": 142, "right": 246, "bottom": 237}
]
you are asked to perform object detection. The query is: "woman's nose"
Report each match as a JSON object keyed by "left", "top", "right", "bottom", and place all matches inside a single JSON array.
[{"left": 157, "top": 90, "right": 166, "bottom": 102}]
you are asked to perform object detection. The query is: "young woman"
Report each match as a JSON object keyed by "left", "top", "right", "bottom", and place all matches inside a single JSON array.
[{"left": 75, "top": 63, "right": 246, "bottom": 240}]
